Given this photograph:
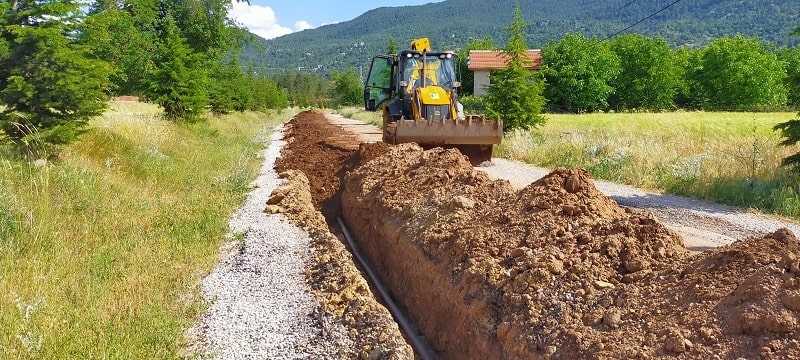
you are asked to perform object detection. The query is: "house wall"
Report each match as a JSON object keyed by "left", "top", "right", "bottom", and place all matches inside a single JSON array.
[{"left": 473, "top": 70, "right": 490, "bottom": 97}]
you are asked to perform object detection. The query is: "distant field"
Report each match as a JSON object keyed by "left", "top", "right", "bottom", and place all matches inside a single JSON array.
[
  {"left": 0, "top": 102, "right": 295, "bottom": 358},
  {"left": 337, "top": 107, "right": 800, "bottom": 217}
]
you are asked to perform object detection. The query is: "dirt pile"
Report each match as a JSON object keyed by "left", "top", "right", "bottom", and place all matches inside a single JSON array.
[
  {"left": 341, "top": 141, "right": 800, "bottom": 359},
  {"left": 342, "top": 143, "right": 686, "bottom": 358},
  {"left": 270, "top": 113, "right": 413, "bottom": 359},
  {"left": 274, "top": 111, "right": 800, "bottom": 360}
]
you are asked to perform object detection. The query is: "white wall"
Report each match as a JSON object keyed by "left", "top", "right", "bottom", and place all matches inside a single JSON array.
[{"left": 473, "top": 70, "right": 491, "bottom": 97}]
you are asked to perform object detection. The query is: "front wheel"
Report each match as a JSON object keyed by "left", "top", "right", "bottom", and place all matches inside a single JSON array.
[{"left": 382, "top": 119, "right": 397, "bottom": 144}]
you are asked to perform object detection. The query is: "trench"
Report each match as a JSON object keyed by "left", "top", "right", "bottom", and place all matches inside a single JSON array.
[
  {"left": 275, "top": 110, "right": 506, "bottom": 358},
  {"left": 273, "top": 111, "right": 440, "bottom": 357}
]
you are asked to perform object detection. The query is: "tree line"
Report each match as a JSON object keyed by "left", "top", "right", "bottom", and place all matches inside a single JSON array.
[
  {"left": 455, "top": 33, "right": 800, "bottom": 114},
  {"left": 0, "top": 0, "right": 289, "bottom": 152}
]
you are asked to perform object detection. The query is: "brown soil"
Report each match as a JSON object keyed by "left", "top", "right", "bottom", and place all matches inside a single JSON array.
[{"left": 274, "top": 110, "right": 800, "bottom": 359}]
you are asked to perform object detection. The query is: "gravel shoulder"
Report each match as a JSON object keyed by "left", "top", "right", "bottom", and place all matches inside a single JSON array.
[
  {"left": 186, "top": 125, "right": 351, "bottom": 359},
  {"left": 478, "top": 158, "right": 800, "bottom": 251}
]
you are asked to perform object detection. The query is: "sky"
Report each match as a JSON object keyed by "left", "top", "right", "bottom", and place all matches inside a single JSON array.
[{"left": 229, "top": 0, "right": 444, "bottom": 40}]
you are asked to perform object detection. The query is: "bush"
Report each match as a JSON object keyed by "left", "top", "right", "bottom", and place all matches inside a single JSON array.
[{"left": 458, "top": 95, "right": 487, "bottom": 114}]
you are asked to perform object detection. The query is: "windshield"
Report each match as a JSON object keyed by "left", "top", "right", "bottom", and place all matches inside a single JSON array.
[{"left": 401, "top": 53, "right": 457, "bottom": 92}]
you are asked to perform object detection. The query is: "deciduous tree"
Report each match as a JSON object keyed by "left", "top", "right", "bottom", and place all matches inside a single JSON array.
[
  {"left": 542, "top": 33, "right": 620, "bottom": 113},
  {"left": 80, "top": 4, "right": 155, "bottom": 96},
  {"left": 329, "top": 68, "right": 362, "bottom": 108},
  {"left": 609, "top": 34, "right": 682, "bottom": 111},
  {"left": 695, "top": 35, "right": 787, "bottom": 111}
]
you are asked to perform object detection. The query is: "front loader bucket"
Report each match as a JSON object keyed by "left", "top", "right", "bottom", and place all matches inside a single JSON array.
[
  {"left": 387, "top": 115, "right": 502, "bottom": 165},
  {"left": 393, "top": 116, "right": 502, "bottom": 145}
]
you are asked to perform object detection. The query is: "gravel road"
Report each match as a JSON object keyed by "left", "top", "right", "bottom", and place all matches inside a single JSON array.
[
  {"left": 477, "top": 158, "right": 800, "bottom": 251},
  {"left": 187, "top": 125, "right": 351, "bottom": 359}
]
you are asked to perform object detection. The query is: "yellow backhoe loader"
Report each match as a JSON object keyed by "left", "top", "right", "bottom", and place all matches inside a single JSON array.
[{"left": 363, "top": 38, "right": 502, "bottom": 164}]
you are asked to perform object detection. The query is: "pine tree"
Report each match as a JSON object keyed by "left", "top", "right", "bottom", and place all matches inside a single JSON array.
[
  {"left": 148, "top": 12, "right": 208, "bottom": 121},
  {"left": 484, "top": 5, "right": 546, "bottom": 131},
  {"left": 0, "top": 0, "right": 111, "bottom": 152},
  {"left": 387, "top": 35, "right": 398, "bottom": 55}
]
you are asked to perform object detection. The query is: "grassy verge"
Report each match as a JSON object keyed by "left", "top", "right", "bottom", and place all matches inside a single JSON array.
[
  {"left": 496, "top": 111, "right": 800, "bottom": 218},
  {"left": 0, "top": 101, "right": 294, "bottom": 359}
]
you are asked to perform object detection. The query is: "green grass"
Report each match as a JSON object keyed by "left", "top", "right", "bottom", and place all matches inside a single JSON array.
[
  {"left": 333, "top": 106, "right": 382, "bottom": 126},
  {"left": 495, "top": 111, "right": 800, "bottom": 217},
  {"left": 0, "top": 101, "right": 294, "bottom": 359}
]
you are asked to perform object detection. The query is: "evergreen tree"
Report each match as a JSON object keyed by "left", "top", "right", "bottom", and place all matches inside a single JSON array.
[
  {"left": 387, "top": 35, "right": 398, "bottom": 55},
  {"left": 0, "top": 0, "right": 111, "bottom": 151},
  {"left": 208, "top": 57, "right": 253, "bottom": 115},
  {"left": 148, "top": 13, "right": 208, "bottom": 120},
  {"left": 484, "top": 5, "right": 545, "bottom": 132},
  {"left": 774, "top": 117, "right": 800, "bottom": 171}
]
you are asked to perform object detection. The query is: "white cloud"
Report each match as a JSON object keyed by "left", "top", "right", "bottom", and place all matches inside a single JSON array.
[
  {"left": 294, "top": 20, "right": 314, "bottom": 31},
  {"left": 228, "top": 2, "right": 292, "bottom": 39}
]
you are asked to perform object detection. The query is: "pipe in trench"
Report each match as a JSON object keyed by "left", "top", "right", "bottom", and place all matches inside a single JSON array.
[{"left": 337, "top": 217, "right": 438, "bottom": 360}]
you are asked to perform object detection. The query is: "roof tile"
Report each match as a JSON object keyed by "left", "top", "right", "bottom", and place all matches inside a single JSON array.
[{"left": 467, "top": 50, "right": 542, "bottom": 70}]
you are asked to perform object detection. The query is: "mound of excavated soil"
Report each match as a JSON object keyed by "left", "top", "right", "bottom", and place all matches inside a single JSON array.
[
  {"left": 275, "top": 111, "right": 800, "bottom": 360},
  {"left": 342, "top": 142, "right": 687, "bottom": 359},
  {"left": 342, "top": 142, "right": 800, "bottom": 359}
]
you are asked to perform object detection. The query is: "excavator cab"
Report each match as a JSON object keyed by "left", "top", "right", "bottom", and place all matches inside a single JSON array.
[{"left": 363, "top": 38, "right": 502, "bottom": 164}]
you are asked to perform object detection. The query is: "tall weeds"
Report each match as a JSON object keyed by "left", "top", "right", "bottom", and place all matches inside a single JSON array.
[
  {"left": 0, "top": 102, "right": 293, "bottom": 358},
  {"left": 496, "top": 111, "right": 800, "bottom": 218}
]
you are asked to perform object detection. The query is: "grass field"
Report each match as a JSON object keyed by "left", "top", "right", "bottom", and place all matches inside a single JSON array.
[
  {"left": 0, "top": 102, "right": 294, "bottom": 358},
  {"left": 337, "top": 107, "right": 800, "bottom": 217},
  {"left": 496, "top": 111, "right": 800, "bottom": 217}
]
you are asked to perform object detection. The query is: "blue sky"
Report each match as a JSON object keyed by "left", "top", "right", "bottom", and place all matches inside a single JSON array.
[{"left": 229, "top": 0, "right": 443, "bottom": 39}]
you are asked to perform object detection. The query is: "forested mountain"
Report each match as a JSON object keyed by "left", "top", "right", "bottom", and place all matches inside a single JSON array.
[{"left": 246, "top": 0, "right": 799, "bottom": 77}]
